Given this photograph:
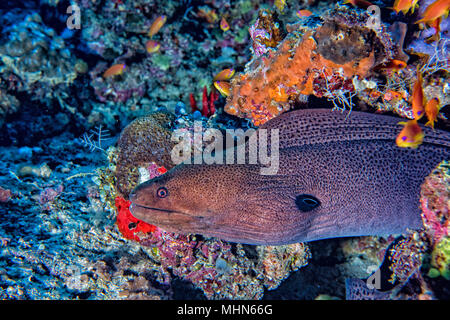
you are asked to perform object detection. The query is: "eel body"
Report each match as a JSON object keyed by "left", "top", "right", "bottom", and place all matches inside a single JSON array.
[{"left": 129, "top": 109, "right": 450, "bottom": 245}]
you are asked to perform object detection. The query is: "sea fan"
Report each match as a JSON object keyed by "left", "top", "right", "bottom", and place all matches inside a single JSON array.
[{"left": 80, "top": 125, "right": 111, "bottom": 152}]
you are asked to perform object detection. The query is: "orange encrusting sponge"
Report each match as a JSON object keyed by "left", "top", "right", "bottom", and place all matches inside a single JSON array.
[{"left": 225, "top": 31, "right": 375, "bottom": 125}]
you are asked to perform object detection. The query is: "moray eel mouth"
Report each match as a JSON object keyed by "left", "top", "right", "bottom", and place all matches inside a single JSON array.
[
  {"left": 129, "top": 200, "right": 213, "bottom": 234},
  {"left": 130, "top": 202, "right": 285, "bottom": 244}
]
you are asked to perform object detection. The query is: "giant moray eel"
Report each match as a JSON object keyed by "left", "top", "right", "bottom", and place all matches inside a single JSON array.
[{"left": 129, "top": 109, "right": 450, "bottom": 245}]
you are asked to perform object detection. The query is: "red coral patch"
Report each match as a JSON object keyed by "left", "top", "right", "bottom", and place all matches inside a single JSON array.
[{"left": 115, "top": 196, "right": 156, "bottom": 241}]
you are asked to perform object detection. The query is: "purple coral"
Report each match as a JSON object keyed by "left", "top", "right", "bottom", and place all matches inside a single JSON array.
[{"left": 248, "top": 22, "right": 272, "bottom": 57}]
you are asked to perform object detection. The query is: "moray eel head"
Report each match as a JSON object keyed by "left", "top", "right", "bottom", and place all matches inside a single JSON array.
[
  {"left": 129, "top": 162, "right": 312, "bottom": 245},
  {"left": 129, "top": 166, "right": 212, "bottom": 235}
]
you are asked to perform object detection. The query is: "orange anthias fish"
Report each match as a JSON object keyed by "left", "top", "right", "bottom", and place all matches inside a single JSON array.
[
  {"left": 377, "top": 59, "right": 408, "bottom": 73},
  {"left": 198, "top": 7, "right": 219, "bottom": 24},
  {"left": 148, "top": 16, "right": 167, "bottom": 37},
  {"left": 425, "top": 97, "right": 441, "bottom": 129},
  {"left": 343, "top": 0, "right": 374, "bottom": 8},
  {"left": 213, "top": 68, "right": 235, "bottom": 81},
  {"left": 416, "top": 0, "right": 450, "bottom": 23},
  {"left": 411, "top": 67, "right": 426, "bottom": 120},
  {"left": 220, "top": 17, "right": 230, "bottom": 31},
  {"left": 296, "top": 10, "right": 312, "bottom": 18},
  {"left": 214, "top": 81, "right": 231, "bottom": 97},
  {"left": 103, "top": 63, "right": 126, "bottom": 78},
  {"left": 145, "top": 40, "right": 160, "bottom": 53},
  {"left": 427, "top": 17, "right": 442, "bottom": 42},
  {"left": 392, "top": 0, "right": 419, "bottom": 14},
  {"left": 396, "top": 119, "right": 424, "bottom": 148}
]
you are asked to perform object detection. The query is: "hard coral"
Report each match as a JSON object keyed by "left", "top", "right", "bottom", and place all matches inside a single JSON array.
[
  {"left": 138, "top": 231, "right": 310, "bottom": 299},
  {"left": 0, "top": 90, "right": 20, "bottom": 127},
  {"left": 430, "top": 236, "right": 450, "bottom": 280},
  {"left": 115, "top": 111, "right": 176, "bottom": 197},
  {"left": 420, "top": 161, "right": 449, "bottom": 244},
  {"left": 0, "top": 13, "right": 80, "bottom": 105},
  {"left": 256, "top": 243, "right": 311, "bottom": 290},
  {"left": 225, "top": 6, "right": 396, "bottom": 125}
]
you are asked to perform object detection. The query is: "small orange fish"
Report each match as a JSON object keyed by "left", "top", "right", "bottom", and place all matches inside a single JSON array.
[
  {"left": 214, "top": 81, "right": 231, "bottom": 97},
  {"left": 427, "top": 17, "right": 442, "bottom": 42},
  {"left": 296, "top": 10, "right": 312, "bottom": 17},
  {"left": 148, "top": 16, "right": 167, "bottom": 37},
  {"left": 103, "top": 63, "right": 126, "bottom": 78},
  {"left": 411, "top": 67, "right": 426, "bottom": 120},
  {"left": 396, "top": 119, "right": 424, "bottom": 148},
  {"left": 343, "top": 0, "right": 374, "bottom": 8},
  {"left": 213, "top": 68, "right": 235, "bottom": 81},
  {"left": 378, "top": 59, "right": 408, "bottom": 72},
  {"left": 145, "top": 40, "right": 160, "bottom": 53},
  {"left": 392, "top": 0, "right": 419, "bottom": 14},
  {"left": 416, "top": 0, "right": 450, "bottom": 24},
  {"left": 425, "top": 97, "right": 441, "bottom": 129},
  {"left": 198, "top": 7, "right": 219, "bottom": 24},
  {"left": 220, "top": 17, "right": 230, "bottom": 32}
]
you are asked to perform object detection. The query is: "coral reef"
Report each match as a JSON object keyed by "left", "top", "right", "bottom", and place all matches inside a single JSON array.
[
  {"left": 77, "top": 0, "right": 260, "bottom": 118},
  {"left": 0, "top": 136, "right": 174, "bottom": 299},
  {"left": 225, "top": 5, "right": 396, "bottom": 125},
  {"left": 256, "top": 243, "right": 310, "bottom": 290},
  {"left": 121, "top": 223, "right": 310, "bottom": 299},
  {"left": 0, "top": 0, "right": 448, "bottom": 301},
  {"left": 114, "top": 111, "right": 176, "bottom": 197},
  {"left": 421, "top": 161, "right": 449, "bottom": 244},
  {"left": 0, "top": 91, "right": 20, "bottom": 128},
  {"left": 0, "top": 186, "right": 12, "bottom": 203},
  {"left": 429, "top": 237, "right": 450, "bottom": 280},
  {"left": 0, "top": 13, "right": 80, "bottom": 105},
  {"left": 224, "top": 3, "right": 449, "bottom": 127},
  {"left": 108, "top": 110, "right": 311, "bottom": 299},
  {"left": 421, "top": 161, "right": 450, "bottom": 281}
]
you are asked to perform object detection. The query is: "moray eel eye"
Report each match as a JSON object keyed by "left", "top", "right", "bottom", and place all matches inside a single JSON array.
[
  {"left": 296, "top": 194, "right": 320, "bottom": 212},
  {"left": 157, "top": 186, "right": 169, "bottom": 198}
]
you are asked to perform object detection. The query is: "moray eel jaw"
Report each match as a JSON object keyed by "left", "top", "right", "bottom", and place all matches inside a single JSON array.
[
  {"left": 129, "top": 188, "right": 283, "bottom": 244},
  {"left": 129, "top": 200, "right": 300, "bottom": 245},
  {"left": 129, "top": 192, "right": 215, "bottom": 235}
]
